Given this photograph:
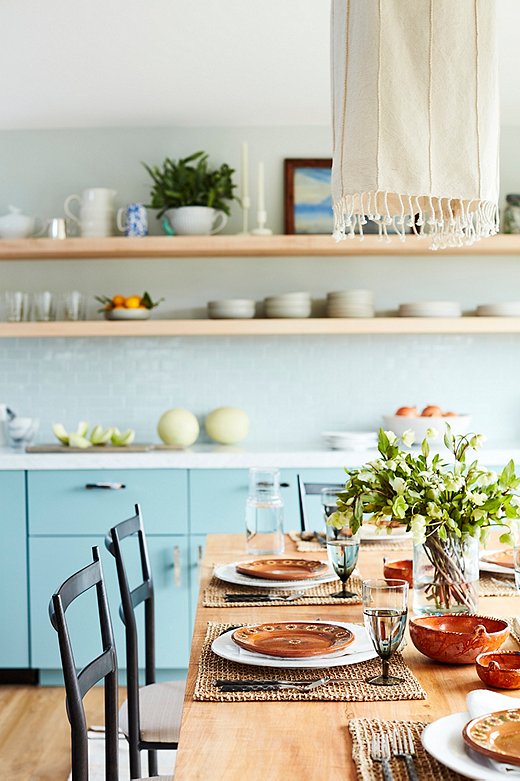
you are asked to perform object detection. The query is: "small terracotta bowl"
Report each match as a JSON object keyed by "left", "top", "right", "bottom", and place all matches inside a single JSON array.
[
  {"left": 409, "top": 614, "right": 510, "bottom": 664},
  {"left": 383, "top": 558, "right": 413, "bottom": 586},
  {"left": 476, "top": 651, "right": 520, "bottom": 689}
]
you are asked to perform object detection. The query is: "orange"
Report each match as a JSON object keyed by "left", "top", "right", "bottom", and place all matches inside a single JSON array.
[
  {"left": 112, "top": 305, "right": 126, "bottom": 310},
  {"left": 111, "top": 294, "right": 126, "bottom": 307},
  {"left": 125, "top": 295, "right": 142, "bottom": 309}
]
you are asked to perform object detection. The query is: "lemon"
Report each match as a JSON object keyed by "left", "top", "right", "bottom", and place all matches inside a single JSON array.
[{"left": 125, "top": 296, "right": 142, "bottom": 309}]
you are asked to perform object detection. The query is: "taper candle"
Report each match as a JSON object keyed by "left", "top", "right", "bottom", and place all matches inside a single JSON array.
[
  {"left": 257, "top": 162, "right": 265, "bottom": 212},
  {"left": 241, "top": 143, "right": 249, "bottom": 201}
]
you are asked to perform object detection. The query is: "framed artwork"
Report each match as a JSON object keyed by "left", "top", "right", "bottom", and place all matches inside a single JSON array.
[{"left": 284, "top": 158, "right": 333, "bottom": 235}]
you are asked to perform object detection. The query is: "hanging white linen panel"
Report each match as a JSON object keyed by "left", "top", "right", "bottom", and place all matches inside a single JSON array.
[{"left": 331, "top": 0, "right": 499, "bottom": 248}]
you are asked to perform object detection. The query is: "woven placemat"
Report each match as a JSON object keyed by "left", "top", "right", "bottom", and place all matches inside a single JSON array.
[
  {"left": 288, "top": 530, "right": 412, "bottom": 552},
  {"left": 479, "top": 574, "right": 519, "bottom": 597},
  {"left": 508, "top": 616, "right": 520, "bottom": 644},
  {"left": 203, "top": 573, "right": 362, "bottom": 607},
  {"left": 349, "top": 718, "right": 464, "bottom": 780},
  {"left": 193, "top": 622, "right": 426, "bottom": 702}
]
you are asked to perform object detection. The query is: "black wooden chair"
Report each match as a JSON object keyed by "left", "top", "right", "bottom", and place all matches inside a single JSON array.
[
  {"left": 297, "top": 474, "right": 344, "bottom": 531},
  {"left": 105, "top": 505, "right": 185, "bottom": 780},
  {"left": 49, "top": 546, "right": 165, "bottom": 781}
]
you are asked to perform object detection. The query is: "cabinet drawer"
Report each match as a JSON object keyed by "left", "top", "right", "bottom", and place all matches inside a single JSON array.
[
  {"left": 189, "top": 469, "right": 299, "bottom": 534},
  {"left": 28, "top": 469, "right": 188, "bottom": 536}
]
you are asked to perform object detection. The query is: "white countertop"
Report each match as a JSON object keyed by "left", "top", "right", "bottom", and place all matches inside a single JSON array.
[{"left": 0, "top": 443, "right": 519, "bottom": 470}]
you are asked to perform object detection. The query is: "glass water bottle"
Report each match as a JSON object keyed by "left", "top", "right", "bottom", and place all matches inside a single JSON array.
[{"left": 245, "top": 467, "right": 285, "bottom": 555}]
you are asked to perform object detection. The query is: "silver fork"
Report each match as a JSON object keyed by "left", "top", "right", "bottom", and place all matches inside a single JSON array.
[
  {"left": 391, "top": 727, "right": 418, "bottom": 781},
  {"left": 370, "top": 734, "right": 394, "bottom": 781}
]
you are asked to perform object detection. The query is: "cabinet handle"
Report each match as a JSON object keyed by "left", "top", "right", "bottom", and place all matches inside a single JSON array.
[
  {"left": 280, "top": 482, "right": 290, "bottom": 488},
  {"left": 85, "top": 482, "right": 126, "bottom": 490},
  {"left": 173, "top": 545, "right": 181, "bottom": 587},
  {"left": 197, "top": 544, "right": 204, "bottom": 583}
]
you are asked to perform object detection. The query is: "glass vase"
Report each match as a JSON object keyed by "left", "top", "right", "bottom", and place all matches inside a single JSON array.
[{"left": 413, "top": 531, "right": 479, "bottom": 615}]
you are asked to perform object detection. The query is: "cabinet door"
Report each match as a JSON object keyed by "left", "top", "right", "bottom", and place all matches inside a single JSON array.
[
  {"left": 189, "top": 469, "right": 299, "bottom": 534},
  {"left": 0, "top": 471, "right": 28, "bottom": 667},
  {"left": 30, "top": 535, "right": 190, "bottom": 672},
  {"left": 28, "top": 469, "right": 188, "bottom": 536},
  {"left": 189, "top": 535, "right": 206, "bottom": 628}
]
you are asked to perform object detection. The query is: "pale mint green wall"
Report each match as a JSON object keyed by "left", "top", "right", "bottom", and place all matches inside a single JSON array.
[{"left": 1, "top": 125, "right": 520, "bottom": 447}]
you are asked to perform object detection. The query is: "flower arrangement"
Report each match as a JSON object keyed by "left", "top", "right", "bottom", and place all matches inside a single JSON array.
[{"left": 331, "top": 426, "right": 520, "bottom": 613}]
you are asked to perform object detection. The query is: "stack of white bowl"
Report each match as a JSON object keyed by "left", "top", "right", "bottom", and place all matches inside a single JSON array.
[
  {"left": 476, "top": 302, "right": 520, "bottom": 317},
  {"left": 264, "top": 292, "right": 311, "bottom": 318},
  {"left": 398, "top": 301, "right": 462, "bottom": 318},
  {"left": 207, "top": 299, "right": 256, "bottom": 319},
  {"left": 326, "top": 290, "right": 374, "bottom": 318},
  {"left": 322, "top": 430, "right": 378, "bottom": 450}
]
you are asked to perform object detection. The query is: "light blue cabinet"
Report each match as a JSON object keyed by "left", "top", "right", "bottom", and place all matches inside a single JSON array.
[
  {"left": 28, "top": 469, "right": 188, "bottom": 535},
  {"left": 0, "top": 471, "right": 28, "bottom": 668}
]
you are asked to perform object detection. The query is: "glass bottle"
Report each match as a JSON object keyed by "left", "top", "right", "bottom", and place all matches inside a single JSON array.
[
  {"left": 245, "top": 467, "right": 284, "bottom": 555},
  {"left": 502, "top": 194, "right": 520, "bottom": 234}
]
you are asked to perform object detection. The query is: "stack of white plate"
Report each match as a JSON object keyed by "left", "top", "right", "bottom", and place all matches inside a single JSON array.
[
  {"left": 398, "top": 301, "right": 462, "bottom": 318},
  {"left": 326, "top": 290, "right": 374, "bottom": 318},
  {"left": 264, "top": 292, "right": 311, "bottom": 318},
  {"left": 322, "top": 430, "right": 378, "bottom": 450},
  {"left": 207, "top": 299, "right": 256, "bottom": 319},
  {"left": 476, "top": 302, "right": 520, "bottom": 317}
]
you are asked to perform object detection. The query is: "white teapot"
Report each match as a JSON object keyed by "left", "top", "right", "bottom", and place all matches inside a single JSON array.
[{"left": 0, "top": 206, "right": 40, "bottom": 239}]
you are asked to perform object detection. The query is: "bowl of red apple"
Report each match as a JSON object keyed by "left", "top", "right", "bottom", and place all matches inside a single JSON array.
[{"left": 383, "top": 405, "right": 472, "bottom": 443}]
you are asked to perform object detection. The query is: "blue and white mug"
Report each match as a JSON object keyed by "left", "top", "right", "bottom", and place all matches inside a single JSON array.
[{"left": 117, "top": 203, "right": 148, "bottom": 237}]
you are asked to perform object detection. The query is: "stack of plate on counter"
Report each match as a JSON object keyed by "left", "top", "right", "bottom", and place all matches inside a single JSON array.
[
  {"left": 476, "top": 302, "right": 520, "bottom": 317},
  {"left": 326, "top": 289, "right": 374, "bottom": 318},
  {"left": 264, "top": 292, "right": 311, "bottom": 318},
  {"left": 212, "top": 557, "right": 376, "bottom": 669},
  {"left": 398, "top": 301, "right": 462, "bottom": 318},
  {"left": 322, "top": 430, "right": 378, "bottom": 451},
  {"left": 207, "top": 299, "right": 256, "bottom": 319}
]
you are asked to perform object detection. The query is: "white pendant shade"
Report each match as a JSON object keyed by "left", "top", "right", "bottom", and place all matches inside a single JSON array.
[{"left": 331, "top": 0, "right": 500, "bottom": 248}]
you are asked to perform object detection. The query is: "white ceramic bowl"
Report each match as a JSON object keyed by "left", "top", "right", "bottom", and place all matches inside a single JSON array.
[
  {"left": 105, "top": 308, "right": 151, "bottom": 320},
  {"left": 7, "top": 417, "right": 39, "bottom": 448},
  {"left": 265, "top": 292, "right": 311, "bottom": 303},
  {"left": 382, "top": 414, "right": 472, "bottom": 443}
]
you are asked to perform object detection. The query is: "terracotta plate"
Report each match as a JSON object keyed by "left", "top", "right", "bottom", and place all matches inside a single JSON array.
[
  {"left": 481, "top": 550, "right": 514, "bottom": 570},
  {"left": 231, "top": 622, "right": 355, "bottom": 658},
  {"left": 463, "top": 709, "right": 520, "bottom": 766},
  {"left": 235, "top": 558, "right": 328, "bottom": 581}
]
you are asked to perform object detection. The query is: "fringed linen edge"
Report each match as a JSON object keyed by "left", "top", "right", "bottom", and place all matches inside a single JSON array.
[{"left": 332, "top": 191, "right": 499, "bottom": 250}]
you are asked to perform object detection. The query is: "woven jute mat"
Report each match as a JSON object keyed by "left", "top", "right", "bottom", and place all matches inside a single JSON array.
[
  {"left": 479, "top": 574, "right": 519, "bottom": 597},
  {"left": 349, "top": 718, "right": 464, "bottom": 781},
  {"left": 203, "top": 573, "right": 363, "bottom": 607},
  {"left": 288, "top": 530, "right": 412, "bottom": 552},
  {"left": 193, "top": 622, "right": 426, "bottom": 702}
]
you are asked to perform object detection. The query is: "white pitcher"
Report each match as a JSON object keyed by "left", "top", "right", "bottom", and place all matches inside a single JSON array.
[{"left": 64, "top": 188, "right": 117, "bottom": 237}]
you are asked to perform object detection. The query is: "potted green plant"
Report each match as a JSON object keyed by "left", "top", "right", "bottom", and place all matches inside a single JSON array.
[
  {"left": 143, "top": 151, "right": 237, "bottom": 235},
  {"left": 329, "top": 426, "right": 520, "bottom": 615}
]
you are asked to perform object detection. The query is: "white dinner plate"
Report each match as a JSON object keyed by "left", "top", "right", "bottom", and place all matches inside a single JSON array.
[
  {"left": 211, "top": 621, "right": 378, "bottom": 669},
  {"left": 214, "top": 561, "right": 339, "bottom": 590},
  {"left": 479, "top": 550, "right": 514, "bottom": 578},
  {"left": 422, "top": 711, "right": 519, "bottom": 780}
]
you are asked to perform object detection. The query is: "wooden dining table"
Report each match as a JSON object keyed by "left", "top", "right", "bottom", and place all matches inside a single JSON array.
[{"left": 173, "top": 533, "right": 520, "bottom": 781}]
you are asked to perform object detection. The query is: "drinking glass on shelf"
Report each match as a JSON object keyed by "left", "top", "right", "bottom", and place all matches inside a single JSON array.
[
  {"left": 362, "top": 578, "right": 408, "bottom": 686},
  {"left": 61, "top": 291, "right": 86, "bottom": 321},
  {"left": 33, "top": 291, "right": 55, "bottom": 321},
  {"left": 4, "top": 291, "right": 30, "bottom": 322},
  {"left": 325, "top": 516, "right": 360, "bottom": 598}
]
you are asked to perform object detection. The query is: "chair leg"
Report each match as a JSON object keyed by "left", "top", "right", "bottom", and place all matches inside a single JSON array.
[
  {"left": 148, "top": 749, "right": 158, "bottom": 777},
  {"left": 129, "top": 739, "right": 141, "bottom": 780}
]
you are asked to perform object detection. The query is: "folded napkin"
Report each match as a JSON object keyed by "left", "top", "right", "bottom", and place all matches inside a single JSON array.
[{"left": 467, "top": 689, "right": 520, "bottom": 775}]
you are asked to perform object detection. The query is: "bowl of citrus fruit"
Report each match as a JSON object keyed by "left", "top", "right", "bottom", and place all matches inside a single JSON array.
[{"left": 96, "top": 292, "right": 163, "bottom": 320}]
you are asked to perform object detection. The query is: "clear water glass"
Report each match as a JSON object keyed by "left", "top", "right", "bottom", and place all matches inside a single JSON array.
[
  {"left": 4, "top": 291, "right": 30, "bottom": 322},
  {"left": 514, "top": 546, "right": 520, "bottom": 591},
  {"left": 362, "top": 578, "right": 408, "bottom": 686},
  {"left": 245, "top": 467, "right": 284, "bottom": 555},
  {"left": 325, "top": 520, "right": 360, "bottom": 598},
  {"left": 62, "top": 291, "right": 86, "bottom": 321},
  {"left": 33, "top": 291, "right": 55, "bottom": 321},
  {"left": 321, "top": 487, "right": 340, "bottom": 523}
]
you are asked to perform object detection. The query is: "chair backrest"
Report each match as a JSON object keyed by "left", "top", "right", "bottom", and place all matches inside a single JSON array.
[
  {"left": 105, "top": 504, "right": 155, "bottom": 750},
  {"left": 297, "top": 475, "right": 345, "bottom": 531},
  {"left": 49, "top": 547, "right": 118, "bottom": 781}
]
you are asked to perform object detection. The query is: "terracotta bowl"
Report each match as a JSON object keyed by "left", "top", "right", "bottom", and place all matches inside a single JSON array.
[
  {"left": 476, "top": 651, "right": 520, "bottom": 689},
  {"left": 409, "top": 614, "right": 509, "bottom": 664},
  {"left": 383, "top": 558, "right": 413, "bottom": 586}
]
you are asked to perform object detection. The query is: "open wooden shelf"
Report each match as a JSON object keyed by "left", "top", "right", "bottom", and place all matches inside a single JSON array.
[
  {"left": 0, "top": 234, "right": 519, "bottom": 259},
  {"left": 4, "top": 317, "right": 520, "bottom": 338}
]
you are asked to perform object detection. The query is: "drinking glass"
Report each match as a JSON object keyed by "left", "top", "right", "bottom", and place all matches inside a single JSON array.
[
  {"left": 325, "top": 517, "right": 360, "bottom": 598},
  {"left": 514, "top": 546, "right": 520, "bottom": 591},
  {"left": 62, "top": 291, "right": 86, "bottom": 321},
  {"left": 321, "top": 487, "right": 340, "bottom": 522},
  {"left": 362, "top": 578, "right": 408, "bottom": 686},
  {"left": 33, "top": 291, "right": 55, "bottom": 321},
  {"left": 4, "top": 291, "right": 30, "bottom": 322},
  {"left": 245, "top": 467, "right": 284, "bottom": 555}
]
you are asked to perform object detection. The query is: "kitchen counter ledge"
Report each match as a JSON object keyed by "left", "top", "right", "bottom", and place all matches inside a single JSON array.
[{"left": 0, "top": 443, "right": 518, "bottom": 470}]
